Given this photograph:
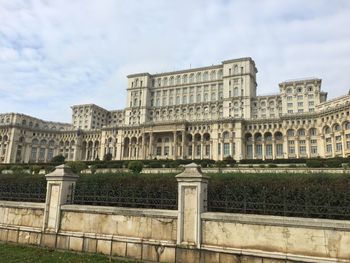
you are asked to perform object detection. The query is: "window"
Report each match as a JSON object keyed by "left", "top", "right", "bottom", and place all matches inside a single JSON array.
[
  {"left": 299, "top": 146, "right": 306, "bottom": 155},
  {"left": 223, "top": 143, "right": 230, "bottom": 156},
  {"left": 205, "top": 145, "right": 210, "bottom": 156},
  {"left": 256, "top": 144, "right": 262, "bottom": 157},
  {"left": 326, "top": 144, "right": 332, "bottom": 153},
  {"left": 196, "top": 145, "right": 201, "bottom": 156},
  {"left": 288, "top": 146, "right": 295, "bottom": 154},
  {"left": 336, "top": 143, "right": 342, "bottom": 152},
  {"left": 311, "top": 146, "right": 318, "bottom": 155},
  {"left": 287, "top": 103, "right": 293, "bottom": 108},
  {"left": 164, "top": 146, "right": 169, "bottom": 156},
  {"left": 287, "top": 96, "right": 292, "bottom": 101},
  {"left": 297, "top": 102, "right": 303, "bottom": 107},
  {"left": 156, "top": 147, "right": 162, "bottom": 156},
  {"left": 276, "top": 144, "right": 283, "bottom": 156},
  {"left": 266, "top": 144, "right": 272, "bottom": 157}
]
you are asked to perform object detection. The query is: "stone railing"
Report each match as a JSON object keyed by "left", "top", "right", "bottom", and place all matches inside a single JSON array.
[{"left": 0, "top": 164, "right": 349, "bottom": 262}]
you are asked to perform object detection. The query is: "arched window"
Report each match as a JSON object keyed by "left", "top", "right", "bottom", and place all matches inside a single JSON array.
[
  {"left": 287, "top": 129, "right": 295, "bottom": 137},
  {"left": 195, "top": 73, "right": 201, "bottom": 82},
  {"left": 309, "top": 128, "right": 317, "bottom": 136},
  {"left": 298, "top": 129, "right": 306, "bottom": 137}
]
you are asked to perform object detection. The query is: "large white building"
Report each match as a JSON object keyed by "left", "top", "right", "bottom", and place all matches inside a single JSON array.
[{"left": 1, "top": 57, "right": 350, "bottom": 163}]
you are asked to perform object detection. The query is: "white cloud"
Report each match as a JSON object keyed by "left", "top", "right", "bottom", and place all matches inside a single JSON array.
[{"left": 0, "top": 0, "right": 350, "bottom": 122}]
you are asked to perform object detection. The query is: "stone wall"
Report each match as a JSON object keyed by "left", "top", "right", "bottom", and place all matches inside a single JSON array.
[{"left": 0, "top": 164, "right": 350, "bottom": 262}]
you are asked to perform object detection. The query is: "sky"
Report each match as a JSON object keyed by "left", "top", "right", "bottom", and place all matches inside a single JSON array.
[{"left": 1, "top": 0, "right": 350, "bottom": 123}]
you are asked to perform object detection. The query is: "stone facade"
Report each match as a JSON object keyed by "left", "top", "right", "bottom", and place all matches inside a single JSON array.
[{"left": 1, "top": 57, "right": 350, "bottom": 163}]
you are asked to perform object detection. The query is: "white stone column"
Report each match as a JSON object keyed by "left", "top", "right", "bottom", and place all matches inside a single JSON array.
[
  {"left": 181, "top": 131, "right": 186, "bottom": 159},
  {"left": 43, "top": 164, "right": 79, "bottom": 233},
  {"left": 176, "top": 163, "right": 208, "bottom": 249}
]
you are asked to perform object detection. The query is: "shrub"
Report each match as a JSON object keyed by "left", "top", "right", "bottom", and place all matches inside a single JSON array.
[
  {"left": 30, "top": 165, "right": 42, "bottom": 174},
  {"left": 128, "top": 161, "right": 144, "bottom": 174},
  {"left": 325, "top": 158, "right": 343, "bottom": 168},
  {"left": 149, "top": 161, "right": 162, "bottom": 168},
  {"left": 67, "top": 161, "right": 87, "bottom": 174},
  {"left": 51, "top": 155, "right": 65, "bottom": 164},
  {"left": 103, "top": 153, "right": 112, "bottom": 161},
  {"left": 215, "top": 161, "right": 226, "bottom": 168},
  {"left": 259, "top": 164, "right": 266, "bottom": 168},
  {"left": 10, "top": 165, "right": 24, "bottom": 173},
  {"left": 90, "top": 165, "right": 97, "bottom": 174},
  {"left": 44, "top": 166, "right": 55, "bottom": 174},
  {"left": 306, "top": 159, "right": 324, "bottom": 168},
  {"left": 268, "top": 164, "right": 277, "bottom": 168}
]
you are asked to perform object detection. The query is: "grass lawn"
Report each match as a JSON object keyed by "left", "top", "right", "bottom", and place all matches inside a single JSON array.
[{"left": 0, "top": 242, "right": 141, "bottom": 263}]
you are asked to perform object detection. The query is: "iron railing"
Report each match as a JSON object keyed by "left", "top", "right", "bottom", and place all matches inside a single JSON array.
[
  {"left": 73, "top": 183, "right": 177, "bottom": 210},
  {"left": 0, "top": 181, "right": 46, "bottom": 203},
  {"left": 208, "top": 185, "right": 350, "bottom": 220}
]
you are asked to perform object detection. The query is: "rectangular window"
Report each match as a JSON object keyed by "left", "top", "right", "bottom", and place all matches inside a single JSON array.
[
  {"left": 218, "top": 143, "right": 221, "bottom": 155},
  {"left": 256, "top": 144, "right": 262, "bottom": 157},
  {"left": 299, "top": 146, "right": 306, "bottom": 155},
  {"left": 288, "top": 140, "right": 294, "bottom": 145},
  {"left": 188, "top": 145, "right": 192, "bottom": 156},
  {"left": 39, "top": 148, "right": 45, "bottom": 162},
  {"left": 223, "top": 143, "right": 230, "bottom": 157},
  {"left": 266, "top": 144, "right": 272, "bottom": 157},
  {"left": 232, "top": 143, "right": 235, "bottom": 156},
  {"left": 326, "top": 144, "right": 332, "bottom": 153},
  {"left": 287, "top": 103, "right": 293, "bottom": 108},
  {"left": 164, "top": 146, "right": 169, "bottom": 156},
  {"left": 30, "top": 147, "right": 37, "bottom": 162},
  {"left": 347, "top": 141, "right": 350, "bottom": 150},
  {"left": 298, "top": 102, "right": 303, "bottom": 107},
  {"left": 196, "top": 145, "right": 201, "bottom": 156},
  {"left": 205, "top": 145, "right": 210, "bottom": 156},
  {"left": 310, "top": 139, "right": 317, "bottom": 144},
  {"left": 246, "top": 145, "right": 253, "bottom": 159},
  {"left": 276, "top": 144, "right": 283, "bottom": 156},
  {"left": 288, "top": 146, "right": 295, "bottom": 154},
  {"left": 336, "top": 143, "right": 342, "bottom": 152},
  {"left": 311, "top": 146, "right": 318, "bottom": 154},
  {"left": 156, "top": 146, "right": 162, "bottom": 156},
  {"left": 336, "top": 135, "right": 342, "bottom": 141}
]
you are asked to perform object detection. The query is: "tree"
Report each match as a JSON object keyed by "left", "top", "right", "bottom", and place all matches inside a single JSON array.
[{"left": 128, "top": 161, "right": 144, "bottom": 174}]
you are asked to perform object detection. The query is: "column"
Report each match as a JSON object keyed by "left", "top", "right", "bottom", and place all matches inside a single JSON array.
[
  {"left": 142, "top": 133, "right": 146, "bottom": 159},
  {"left": 176, "top": 163, "right": 208, "bottom": 248},
  {"left": 272, "top": 140, "right": 276, "bottom": 160},
  {"left": 262, "top": 140, "right": 266, "bottom": 160},
  {"left": 220, "top": 140, "right": 224, "bottom": 160},
  {"left": 173, "top": 131, "right": 178, "bottom": 160},
  {"left": 43, "top": 164, "right": 78, "bottom": 237},
  {"left": 331, "top": 133, "right": 336, "bottom": 158},
  {"left": 251, "top": 140, "right": 255, "bottom": 159},
  {"left": 181, "top": 131, "right": 186, "bottom": 159},
  {"left": 191, "top": 141, "right": 195, "bottom": 160},
  {"left": 306, "top": 136, "right": 311, "bottom": 158},
  {"left": 149, "top": 133, "right": 154, "bottom": 159},
  {"left": 341, "top": 132, "right": 346, "bottom": 158}
]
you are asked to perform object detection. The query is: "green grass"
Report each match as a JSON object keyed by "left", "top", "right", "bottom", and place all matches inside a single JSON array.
[{"left": 0, "top": 243, "right": 140, "bottom": 263}]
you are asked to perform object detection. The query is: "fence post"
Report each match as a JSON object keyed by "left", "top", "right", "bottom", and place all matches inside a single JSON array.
[
  {"left": 176, "top": 163, "right": 208, "bottom": 249},
  {"left": 43, "top": 164, "right": 79, "bottom": 233}
]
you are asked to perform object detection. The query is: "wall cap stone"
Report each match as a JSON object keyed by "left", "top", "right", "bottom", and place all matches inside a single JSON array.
[
  {"left": 0, "top": 201, "right": 45, "bottom": 210},
  {"left": 61, "top": 204, "right": 177, "bottom": 218},
  {"left": 176, "top": 163, "right": 209, "bottom": 181},
  {"left": 45, "top": 164, "right": 79, "bottom": 181},
  {"left": 202, "top": 212, "right": 350, "bottom": 230}
]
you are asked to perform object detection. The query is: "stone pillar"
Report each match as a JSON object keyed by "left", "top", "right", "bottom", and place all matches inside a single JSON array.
[
  {"left": 176, "top": 163, "right": 208, "bottom": 249},
  {"left": 181, "top": 131, "right": 186, "bottom": 159},
  {"left": 43, "top": 164, "right": 78, "bottom": 233},
  {"left": 173, "top": 131, "right": 177, "bottom": 160},
  {"left": 149, "top": 132, "right": 154, "bottom": 158}
]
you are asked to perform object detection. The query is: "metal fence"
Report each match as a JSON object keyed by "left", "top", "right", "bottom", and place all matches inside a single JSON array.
[
  {"left": 73, "top": 182, "right": 177, "bottom": 210},
  {"left": 0, "top": 181, "right": 46, "bottom": 203},
  {"left": 208, "top": 185, "right": 350, "bottom": 220}
]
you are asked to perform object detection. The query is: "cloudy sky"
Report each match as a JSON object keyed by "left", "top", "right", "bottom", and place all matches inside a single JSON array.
[{"left": 1, "top": 0, "right": 350, "bottom": 123}]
